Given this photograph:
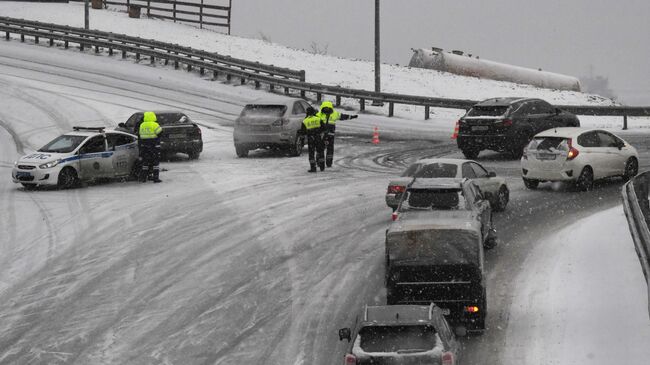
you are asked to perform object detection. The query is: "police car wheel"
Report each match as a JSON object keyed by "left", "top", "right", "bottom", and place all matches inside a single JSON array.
[
  {"left": 57, "top": 167, "right": 78, "bottom": 189},
  {"left": 289, "top": 135, "right": 304, "bottom": 157}
]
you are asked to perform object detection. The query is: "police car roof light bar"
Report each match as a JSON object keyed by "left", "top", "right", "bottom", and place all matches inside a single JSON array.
[{"left": 73, "top": 126, "right": 106, "bottom": 132}]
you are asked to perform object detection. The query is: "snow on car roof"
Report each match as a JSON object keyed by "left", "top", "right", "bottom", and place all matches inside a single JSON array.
[
  {"left": 413, "top": 157, "right": 468, "bottom": 166},
  {"left": 476, "top": 97, "right": 531, "bottom": 106},
  {"left": 535, "top": 127, "right": 597, "bottom": 138}
]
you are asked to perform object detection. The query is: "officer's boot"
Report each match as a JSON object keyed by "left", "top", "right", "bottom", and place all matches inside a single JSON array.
[
  {"left": 308, "top": 162, "right": 317, "bottom": 173},
  {"left": 139, "top": 167, "right": 148, "bottom": 182},
  {"left": 319, "top": 162, "right": 325, "bottom": 171},
  {"left": 152, "top": 167, "right": 162, "bottom": 183}
]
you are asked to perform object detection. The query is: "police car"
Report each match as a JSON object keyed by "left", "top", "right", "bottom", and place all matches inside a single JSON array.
[{"left": 12, "top": 127, "right": 139, "bottom": 189}]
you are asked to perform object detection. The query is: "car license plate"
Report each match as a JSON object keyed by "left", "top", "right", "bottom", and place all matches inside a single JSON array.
[
  {"left": 169, "top": 133, "right": 185, "bottom": 139},
  {"left": 16, "top": 171, "right": 32, "bottom": 178},
  {"left": 471, "top": 126, "right": 489, "bottom": 131},
  {"left": 537, "top": 152, "right": 557, "bottom": 160}
]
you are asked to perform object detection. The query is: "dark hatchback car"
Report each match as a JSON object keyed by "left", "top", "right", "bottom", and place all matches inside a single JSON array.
[
  {"left": 456, "top": 97, "right": 579, "bottom": 159},
  {"left": 338, "top": 304, "right": 461, "bottom": 365},
  {"left": 117, "top": 111, "right": 203, "bottom": 159}
]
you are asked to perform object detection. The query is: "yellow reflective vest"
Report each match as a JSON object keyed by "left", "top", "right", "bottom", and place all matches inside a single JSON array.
[
  {"left": 317, "top": 101, "right": 341, "bottom": 125},
  {"left": 139, "top": 112, "right": 162, "bottom": 139},
  {"left": 302, "top": 115, "right": 322, "bottom": 130}
]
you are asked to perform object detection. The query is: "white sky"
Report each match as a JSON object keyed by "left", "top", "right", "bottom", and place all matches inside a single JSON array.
[{"left": 231, "top": 0, "right": 650, "bottom": 105}]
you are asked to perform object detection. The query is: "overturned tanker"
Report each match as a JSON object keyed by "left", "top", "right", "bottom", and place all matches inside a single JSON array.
[{"left": 409, "top": 48, "right": 581, "bottom": 92}]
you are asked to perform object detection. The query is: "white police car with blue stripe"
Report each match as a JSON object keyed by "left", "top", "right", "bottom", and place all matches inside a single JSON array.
[{"left": 12, "top": 127, "right": 139, "bottom": 189}]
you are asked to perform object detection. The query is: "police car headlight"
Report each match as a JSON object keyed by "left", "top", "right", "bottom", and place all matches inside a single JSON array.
[{"left": 39, "top": 159, "right": 61, "bottom": 169}]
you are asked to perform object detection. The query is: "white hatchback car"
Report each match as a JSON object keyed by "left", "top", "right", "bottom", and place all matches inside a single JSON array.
[
  {"left": 521, "top": 127, "right": 638, "bottom": 191},
  {"left": 12, "top": 127, "right": 139, "bottom": 189}
]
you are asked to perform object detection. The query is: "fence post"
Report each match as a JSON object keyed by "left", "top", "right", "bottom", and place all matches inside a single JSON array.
[
  {"left": 388, "top": 102, "right": 394, "bottom": 117},
  {"left": 255, "top": 80, "right": 260, "bottom": 89},
  {"left": 147, "top": 0, "right": 151, "bottom": 17},
  {"left": 300, "top": 89, "right": 306, "bottom": 99},
  {"left": 624, "top": 115, "right": 628, "bottom": 130},
  {"left": 335, "top": 95, "right": 341, "bottom": 106},
  {"left": 424, "top": 106, "right": 430, "bottom": 120},
  {"left": 316, "top": 92, "right": 322, "bottom": 102},
  {"left": 299, "top": 70, "right": 306, "bottom": 82},
  {"left": 284, "top": 87, "right": 289, "bottom": 95},
  {"left": 5, "top": 31, "right": 9, "bottom": 41},
  {"left": 360, "top": 98, "right": 365, "bottom": 112},
  {"left": 35, "top": 35, "right": 39, "bottom": 44},
  {"left": 270, "top": 84, "right": 274, "bottom": 91},
  {"left": 173, "top": 2, "right": 177, "bottom": 22},
  {"left": 227, "top": 0, "right": 232, "bottom": 35},
  {"left": 126, "top": 0, "right": 130, "bottom": 11},
  {"left": 200, "top": 0, "right": 204, "bottom": 29}
]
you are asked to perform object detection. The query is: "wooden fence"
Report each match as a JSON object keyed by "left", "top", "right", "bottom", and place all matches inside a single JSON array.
[{"left": 71, "top": 0, "right": 232, "bottom": 33}]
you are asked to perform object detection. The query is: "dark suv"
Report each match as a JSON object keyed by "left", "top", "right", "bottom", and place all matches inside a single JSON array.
[
  {"left": 117, "top": 111, "right": 203, "bottom": 159},
  {"left": 456, "top": 97, "right": 579, "bottom": 159}
]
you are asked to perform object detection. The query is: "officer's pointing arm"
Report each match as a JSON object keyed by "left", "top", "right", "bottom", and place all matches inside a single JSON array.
[{"left": 339, "top": 113, "right": 359, "bottom": 120}]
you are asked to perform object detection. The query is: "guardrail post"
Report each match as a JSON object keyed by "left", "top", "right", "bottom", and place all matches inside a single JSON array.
[
  {"left": 335, "top": 95, "right": 341, "bottom": 106},
  {"left": 136, "top": 52, "right": 140, "bottom": 61},
  {"left": 624, "top": 115, "right": 628, "bottom": 130},
  {"left": 34, "top": 35, "right": 39, "bottom": 44},
  {"left": 187, "top": 64, "right": 192, "bottom": 72},
  {"left": 20, "top": 33, "right": 24, "bottom": 42},
  {"left": 147, "top": 0, "right": 151, "bottom": 17},
  {"left": 200, "top": 0, "right": 204, "bottom": 29},
  {"left": 424, "top": 106, "right": 430, "bottom": 120},
  {"left": 199, "top": 58, "right": 204, "bottom": 74},
  {"left": 151, "top": 55, "right": 155, "bottom": 64},
  {"left": 300, "top": 89, "right": 306, "bottom": 98},
  {"left": 49, "top": 30, "right": 53, "bottom": 46},
  {"left": 173, "top": 3, "right": 177, "bottom": 22},
  {"left": 270, "top": 84, "right": 274, "bottom": 91},
  {"left": 316, "top": 92, "right": 322, "bottom": 102},
  {"left": 95, "top": 45, "right": 100, "bottom": 53},
  {"left": 360, "top": 98, "right": 365, "bottom": 112},
  {"left": 284, "top": 87, "right": 290, "bottom": 95},
  {"left": 5, "top": 31, "right": 9, "bottom": 41},
  {"left": 241, "top": 77, "right": 246, "bottom": 85},
  {"left": 213, "top": 70, "right": 218, "bottom": 80},
  {"left": 80, "top": 42, "right": 84, "bottom": 51},
  {"left": 299, "top": 70, "right": 306, "bottom": 82},
  {"left": 164, "top": 51, "right": 169, "bottom": 65},
  {"left": 122, "top": 49, "right": 126, "bottom": 58},
  {"left": 388, "top": 102, "right": 394, "bottom": 117},
  {"left": 226, "top": 74, "right": 232, "bottom": 82},
  {"left": 255, "top": 80, "right": 260, "bottom": 89}
]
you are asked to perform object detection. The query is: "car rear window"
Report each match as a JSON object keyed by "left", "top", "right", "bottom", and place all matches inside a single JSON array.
[
  {"left": 241, "top": 105, "right": 287, "bottom": 117},
  {"left": 401, "top": 189, "right": 466, "bottom": 211},
  {"left": 38, "top": 135, "right": 87, "bottom": 153},
  {"left": 527, "top": 137, "right": 569, "bottom": 152},
  {"left": 467, "top": 105, "right": 509, "bottom": 117},
  {"left": 414, "top": 163, "right": 458, "bottom": 178},
  {"left": 358, "top": 325, "right": 437, "bottom": 353},
  {"left": 156, "top": 113, "right": 191, "bottom": 125}
]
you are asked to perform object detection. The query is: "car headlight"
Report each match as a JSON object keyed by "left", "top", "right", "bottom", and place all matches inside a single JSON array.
[{"left": 39, "top": 159, "right": 61, "bottom": 169}]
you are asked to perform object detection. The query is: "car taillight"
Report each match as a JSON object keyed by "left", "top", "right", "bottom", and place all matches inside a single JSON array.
[
  {"left": 344, "top": 354, "right": 357, "bottom": 365},
  {"left": 391, "top": 212, "right": 398, "bottom": 221},
  {"left": 464, "top": 305, "right": 480, "bottom": 313},
  {"left": 567, "top": 138, "right": 579, "bottom": 160},
  {"left": 442, "top": 351, "right": 454, "bottom": 365},
  {"left": 387, "top": 185, "right": 406, "bottom": 194}
]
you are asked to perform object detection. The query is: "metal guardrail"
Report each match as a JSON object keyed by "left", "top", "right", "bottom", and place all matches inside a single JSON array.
[
  {"left": 621, "top": 171, "right": 650, "bottom": 317},
  {"left": 2, "top": 17, "right": 650, "bottom": 122},
  {"left": 0, "top": 17, "right": 304, "bottom": 82}
]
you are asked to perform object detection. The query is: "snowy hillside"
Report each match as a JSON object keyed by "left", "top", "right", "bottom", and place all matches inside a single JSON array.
[{"left": 0, "top": 2, "right": 614, "bottom": 106}]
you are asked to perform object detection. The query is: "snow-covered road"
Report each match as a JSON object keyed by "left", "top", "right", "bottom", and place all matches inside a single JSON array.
[{"left": 0, "top": 39, "right": 649, "bottom": 365}]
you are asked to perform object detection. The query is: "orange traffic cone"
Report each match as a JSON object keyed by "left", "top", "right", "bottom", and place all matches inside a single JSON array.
[
  {"left": 372, "top": 126, "right": 380, "bottom": 144},
  {"left": 451, "top": 120, "right": 460, "bottom": 139}
]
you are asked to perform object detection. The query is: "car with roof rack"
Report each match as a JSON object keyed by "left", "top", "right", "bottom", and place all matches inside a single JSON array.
[
  {"left": 456, "top": 97, "right": 579, "bottom": 159},
  {"left": 12, "top": 127, "right": 139, "bottom": 189},
  {"left": 385, "top": 158, "right": 509, "bottom": 212},
  {"left": 338, "top": 303, "right": 461, "bottom": 365}
]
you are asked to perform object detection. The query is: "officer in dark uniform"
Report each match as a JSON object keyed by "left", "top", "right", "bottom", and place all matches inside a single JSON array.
[
  {"left": 299, "top": 106, "right": 325, "bottom": 172},
  {"left": 138, "top": 111, "right": 163, "bottom": 183},
  {"left": 317, "top": 101, "right": 358, "bottom": 168}
]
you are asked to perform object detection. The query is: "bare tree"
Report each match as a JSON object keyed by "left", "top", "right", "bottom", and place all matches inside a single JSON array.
[{"left": 309, "top": 41, "right": 329, "bottom": 55}]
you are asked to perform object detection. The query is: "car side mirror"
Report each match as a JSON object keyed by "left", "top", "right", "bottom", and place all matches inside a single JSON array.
[
  {"left": 118, "top": 122, "right": 126, "bottom": 128},
  {"left": 338, "top": 328, "right": 352, "bottom": 342},
  {"left": 488, "top": 171, "right": 497, "bottom": 178}
]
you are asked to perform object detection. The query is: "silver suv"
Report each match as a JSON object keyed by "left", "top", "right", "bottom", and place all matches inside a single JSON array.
[{"left": 233, "top": 98, "right": 313, "bottom": 157}]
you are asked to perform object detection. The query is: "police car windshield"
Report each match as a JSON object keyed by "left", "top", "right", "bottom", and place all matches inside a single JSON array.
[{"left": 38, "top": 135, "right": 87, "bottom": 153}]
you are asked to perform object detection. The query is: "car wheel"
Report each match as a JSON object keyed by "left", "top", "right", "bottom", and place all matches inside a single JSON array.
[
  {"left": 493, "top": 185, "right": 509, "bottom": 212},
  {"left": 523, "top": 178, "right": 539, "bottom": 189},
  {"left": 461, "top": 148, "right": 480, "bottom": 159},
  {"left": 623, "top": 157, "right": 638, "bottom": 182},
  {"left": 575, "top": 166, "right": 594, "bottom": 192},
  {"left": 57, "top": 167, "right": 78, "bottom": 189},
  {"left": 235, "top": 144, "right": 249, "bottom": 158},
  {"left": 289, "top": 135, "right": 304, "bottom": 157},
  {"left": 188, "top": 150, "right": 200, "bottom": 160}
]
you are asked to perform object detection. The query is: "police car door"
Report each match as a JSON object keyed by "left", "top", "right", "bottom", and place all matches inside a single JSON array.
[
  {"left": 106, "top": 132, "right": 138, "bottom": 177},
  {"left": 78, "top": 135, "right": 111, "bottom": 179}
]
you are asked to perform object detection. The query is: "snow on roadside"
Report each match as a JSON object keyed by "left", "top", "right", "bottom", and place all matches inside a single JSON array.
[{"left": 502, "top": 206, "right": 650, "bottom": 365}]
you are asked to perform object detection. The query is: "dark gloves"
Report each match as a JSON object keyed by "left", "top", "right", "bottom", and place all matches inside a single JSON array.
[{"left": 350, "top": 115, "right": 358, "bottom": 119}]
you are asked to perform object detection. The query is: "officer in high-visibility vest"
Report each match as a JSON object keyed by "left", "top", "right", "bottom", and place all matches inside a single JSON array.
[
  {"left": 317, "top": 101, "right": 358, "bottom": 167},
  {"left": 299, "top": 106, "right": 325, "bottom": 172},
  {"left": 138, "top": 111, "right": 163, "bottom": 183}
]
